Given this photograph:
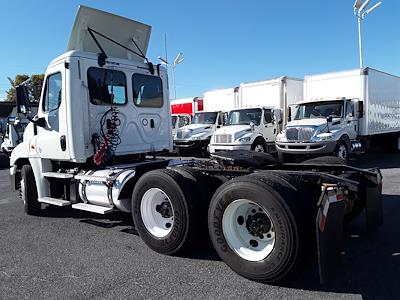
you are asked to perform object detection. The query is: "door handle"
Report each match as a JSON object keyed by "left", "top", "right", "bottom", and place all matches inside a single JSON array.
[{"left": 150, "top": 119, "right": 155, "bottom": 128}]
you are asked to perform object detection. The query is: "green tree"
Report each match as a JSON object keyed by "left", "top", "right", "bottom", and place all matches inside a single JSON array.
[
  {"left": 29, "top": 74, "right": 45, "bottom": 102},
  {"left": 5, "top": 74, "right": 44, "bottom": 103}
]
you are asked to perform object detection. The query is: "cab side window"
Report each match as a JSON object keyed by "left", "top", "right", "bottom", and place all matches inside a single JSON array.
[
  {"left": 346, "top": 101, "right": 355, "bottom": 117},
  {"left": 264, "top": 109, "right": 273, "bottom": 124},
  {"left": 42, "top": 72, "right": 62, "bottom": 112}
]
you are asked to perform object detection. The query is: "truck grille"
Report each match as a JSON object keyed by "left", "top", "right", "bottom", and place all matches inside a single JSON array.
[
  {"left": 176, "top": 130, "right": 191, "bottom": 140},
  {"left": 214, "top": 134, "right": 232, "bottom": 144},
  {"left": 286, "top": 127, "right": 315, "bottom": 141}
]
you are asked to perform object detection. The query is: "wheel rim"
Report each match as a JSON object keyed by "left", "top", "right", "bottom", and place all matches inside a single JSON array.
[
  {"left": 254, "top": 144, "right": 265, "bottom": 152},
  {"left": 20, "top": 178, "right": 26, "bottom": 204},
  {"left": 222, "top": 199, "right": 275, "bottom": 262},
  {"left": 337, "top": 144, "right": 348, "bottom": 159},
  {"left": 140, "top": 188, "right": 174, "bottom": 238}
]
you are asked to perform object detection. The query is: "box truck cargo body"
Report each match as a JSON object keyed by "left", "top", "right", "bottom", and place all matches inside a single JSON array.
[
  {"left": 174, "top": 88, "right": 238, "bottom": 155},
  {"left": 276, "top": 68, "right": 400, "bottom": 160},
  {"left": 209, "top": 77, "right": 303, "bottom": 153}
]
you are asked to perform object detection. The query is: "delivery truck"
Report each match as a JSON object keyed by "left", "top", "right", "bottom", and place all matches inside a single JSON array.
[
  {"left": 170, "top": 97, "right": 203, "bottom": 138},
  {"left": 209, "top": 77, "right": 303, "bottom": 153},
  {"left": 10, "top": 6, "right": 383, "bottom": 285},
  {"left": 173, "top": 88, "right": 238, "bottom": 156},
  {"left": 276, "top": 68, "right": 400, "bottom": 161}
]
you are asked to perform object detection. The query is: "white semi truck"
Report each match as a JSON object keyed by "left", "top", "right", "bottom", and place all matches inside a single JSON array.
[
  {"left": 209, "top": 77, "right": 303, "bottom": 153},
  {"left": 276, "top": 68, "right": 400, "bottom": 161},
  {"left": 173, "top": 88, "right": 238, "bottom": 156},
  {"left": 10, "top": 6, "right": 383, "bottom": 284}
]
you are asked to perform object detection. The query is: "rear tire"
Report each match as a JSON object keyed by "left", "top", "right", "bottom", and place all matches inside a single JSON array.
[
  {"left": 132, "top": 169, "right": 199, "bottom": 255},
  {"left": 208, "top": 173, "right": 312, "bottom": 283},
  {"left": 21, "top": 165, "right": 41, "bottom": 215}
]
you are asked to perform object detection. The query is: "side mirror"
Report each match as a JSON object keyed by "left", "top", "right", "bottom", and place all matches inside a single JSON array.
[
  {"left": 357, "top": 101, "right": 364, "bottom": 118},
  {"left": 326, "top": 116, "right": 333, "bottom": 123},
  {"left": 16, "top": 85, "right": 31, "bottom": 114},
  {"left": 249, "top": 121, "right": 255, "bottom": 131},
  {"left": 33, "top": 116, "right": 46, "bottom": 128}
]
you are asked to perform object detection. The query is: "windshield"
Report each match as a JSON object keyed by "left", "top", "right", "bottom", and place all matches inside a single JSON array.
[
  {"left": 295, "top": 100, "right": 344, "bottom": 120},
  {"left": 171, "top": 116, "right": 177, "bottom": 127},
  {"left": 227, "top": 108, "right": 262, "bottom": 126},
  {"left": 192, "top": 112, "right": 217, "bottom": 124}
]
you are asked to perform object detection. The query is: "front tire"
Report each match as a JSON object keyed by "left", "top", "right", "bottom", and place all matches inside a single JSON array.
[
  {"left": 251, "top": 137, "right": 267, "bottom": 152},
  {"left": 335, "top": 141, "right": 349, "bottom": 160},
  {"left": 21, "top": 165, "right": 41, "bottom": 215},
  {"left": 208, "top": 173, "right": 311, "bottom": 283}
]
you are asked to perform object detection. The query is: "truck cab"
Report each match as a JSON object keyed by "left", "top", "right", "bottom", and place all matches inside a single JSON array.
[
  {"left": 173, "top": 110, "right": 226, "bottom": 155},
  {"left": 1, "top": 116, "right": 28, "bottom": 154},
  {"left": 276, "top": 97, "right": 361, "bottom": 160},
  {"left": 171, "top": 113, "right": 191, "bottom": 138},
  {"left": 209, "top": 106, "right": 280, "bottom": 153},
  {"left": 10, "top": 6, "right": 171, "bottom": 198}
]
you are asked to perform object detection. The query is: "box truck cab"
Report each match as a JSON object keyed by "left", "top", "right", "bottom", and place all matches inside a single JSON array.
[
  {"left": 1, "top": 116, "right": 29, "bottom": 154},
  {"left": 209, "top": 107, "right": 278, "bottom": 153},
  {"left": 276, "top": 68, "right": 400, "bottom": 160},
  {"left": 173, "top": 88, "right": 238, "bottom": 155},
  {"left": 170, "top": 97, "right": 203, "bottom": 137},
  {"left": 171, "top": 113, "right": 191, "bottom": 137},
  {"left": 209, "top": 77, "right": 303, "bottom": 153}
]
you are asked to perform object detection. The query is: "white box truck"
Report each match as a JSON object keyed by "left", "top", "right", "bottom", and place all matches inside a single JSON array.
[
  {"left": 173, "top": 87, "right": 238, "bottom": 156},
  {"left": 1, "top": 116, "right": 29, "bottom": 155},
  {"left": 9, "top": 6, "right": 383, "bottom": 285},
  {"left": 170, "top": 97, "right": 203, "bottom": 138},
  {"left": 209, "top": 77, "right": 303, "bottom": 153},
  {"left": 276, "top": 68, "right": 400, "bottom": 160}
]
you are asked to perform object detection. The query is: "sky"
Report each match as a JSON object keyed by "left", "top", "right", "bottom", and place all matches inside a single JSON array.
[{"left": 0, "top": 0, "right": 399, "bottom": 100}]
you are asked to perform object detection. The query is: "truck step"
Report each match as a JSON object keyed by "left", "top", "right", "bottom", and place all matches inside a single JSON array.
[
  {"left": 42, "top": 172, "right": 74, "bottom": 179},
  {"left": 71, "top": 203, "right": 113, "bottom": 214},
  {"left": 74, "top": 174, "right": 109, "bottom": 183},
  {"left": 38, "top": 197, "right": 71, "bottom": 206}
]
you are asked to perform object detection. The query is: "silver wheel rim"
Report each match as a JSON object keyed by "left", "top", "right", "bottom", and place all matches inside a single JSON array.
[
  {"left": 337, "top": 144, "right": 348, "bottom": 159},
  {"left": 20, "top": 178, "right": 26, "bottom": 204},
  {"left": 254, "top": 144, "right": 265, "bottom": 152},
  {"left": 140, "top": 188, "right": 174, "bottom": 238},
  {"left": 222, "top": 199, "right": 275, "bottom": 262}
]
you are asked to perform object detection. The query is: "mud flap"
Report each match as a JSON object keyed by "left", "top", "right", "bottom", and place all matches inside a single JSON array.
[
  {"left": 316, "top": 185, "right": 346, "bottom": 284},
  {"left": 365, "top": 170, "right": 383, "bottom": 231}
]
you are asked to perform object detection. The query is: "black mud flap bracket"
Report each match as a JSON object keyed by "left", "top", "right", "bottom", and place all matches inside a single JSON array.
[
  {"left": 365, "top": 169, "right": 383, "bottom": 231},
  {"left": 316, "top": 184, "right": 346, "bottom": 284}
]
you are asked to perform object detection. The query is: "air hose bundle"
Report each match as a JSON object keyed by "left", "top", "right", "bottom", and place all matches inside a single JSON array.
[{"left": 93, "top": 106, "right": 121, "bottom": 165}]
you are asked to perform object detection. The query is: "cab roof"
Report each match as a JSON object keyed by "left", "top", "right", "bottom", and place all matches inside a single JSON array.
[{"left": 67, "top": 5, "right": 151, "bottom": 62}]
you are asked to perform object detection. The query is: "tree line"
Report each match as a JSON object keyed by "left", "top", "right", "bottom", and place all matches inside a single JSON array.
[{"left": 5, "top": 74, "right": 44, "bottom": 103}]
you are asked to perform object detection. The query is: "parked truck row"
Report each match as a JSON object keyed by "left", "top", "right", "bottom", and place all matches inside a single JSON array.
[
  {"left": 9, "top": 5, "right": 384, "bottom": 285},
  {"left": 176, "top": 68, "right": 400, "bottom": 161}
]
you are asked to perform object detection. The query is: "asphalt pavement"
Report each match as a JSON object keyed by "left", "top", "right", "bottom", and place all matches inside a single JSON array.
[{"left": 0, "top": 153, "right": 399, "bottom": 300}]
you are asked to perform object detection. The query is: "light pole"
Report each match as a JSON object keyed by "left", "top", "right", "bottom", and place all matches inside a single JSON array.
[
  {"left": 353, "top": 0, "right": 382, "bottom": 68},
  {"left": 158, "top": 52, "right": 184, "bottom": 100}
]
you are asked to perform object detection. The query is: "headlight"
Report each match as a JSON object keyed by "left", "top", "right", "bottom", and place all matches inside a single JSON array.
[
  {"left": 312, "top": 133, "right": 334, "bottom": 142},
  {"left": 191, "top": 134, "right": 206, "bottom": 140},
  {"left": 276, "top": 131, "right": 286, "bottom": 142},
  {"left": 238, "top": 136, "right": 251, "bottom": 143}
]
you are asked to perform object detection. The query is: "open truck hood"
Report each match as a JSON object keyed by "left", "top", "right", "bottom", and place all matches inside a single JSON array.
[{"left": 67, "top": 5, "right": 151, "bottom": 62}]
